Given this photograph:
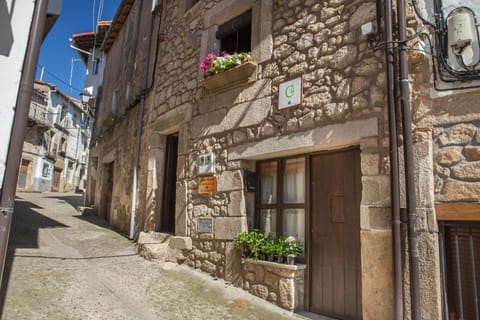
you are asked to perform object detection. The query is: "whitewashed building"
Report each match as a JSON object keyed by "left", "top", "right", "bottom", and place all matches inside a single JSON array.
[{"left": 17, "top": 81, "right": 90, "bottom": 193}]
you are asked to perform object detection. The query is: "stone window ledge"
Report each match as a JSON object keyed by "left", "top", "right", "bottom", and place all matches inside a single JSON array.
[
  {"left": 199, "top": 61, "right": 257, "bottom": 91},
  {"left": 242, "top": 258, "right": 306, "bottom": 311},
  {"left": 242, "top": 258, "right": 307, "bottom": 272}
]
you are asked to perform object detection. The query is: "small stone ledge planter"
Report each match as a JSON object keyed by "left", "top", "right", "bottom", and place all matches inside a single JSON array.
[
  {"left": 199, "top": 61, "right": 257, "bottom": 91},
  {"left": 242, "top": 258, "right": 306, "bottom": 312}
]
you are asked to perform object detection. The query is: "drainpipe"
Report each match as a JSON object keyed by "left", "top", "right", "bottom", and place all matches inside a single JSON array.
[
  {"left": 383, "top": 0, "right": 403, "bottom": 318},
  {"left": 397, "top": 0, "right": 422, "bottom": 318},
  {"left": 129, "top": 0, "right": 158, "bottom": 239},
  {"left": 0, "top": 0, "right": 48, "bottom": 283}
]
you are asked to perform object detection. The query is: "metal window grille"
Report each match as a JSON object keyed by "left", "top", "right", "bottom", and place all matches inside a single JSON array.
[{"left": 439, "top": 221, "right": 480, "bottom": 320}]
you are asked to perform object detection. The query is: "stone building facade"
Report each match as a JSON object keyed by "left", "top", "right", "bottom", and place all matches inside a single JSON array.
[{"left": 88, "top": 0, "right": 480, "bottom": 319}]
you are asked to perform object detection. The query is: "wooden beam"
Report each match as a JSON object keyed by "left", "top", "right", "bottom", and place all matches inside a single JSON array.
[{"left": 435, "top": 203, "right": 480, "bottom": 221}]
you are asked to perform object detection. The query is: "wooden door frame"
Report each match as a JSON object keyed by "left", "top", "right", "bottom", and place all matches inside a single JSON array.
[
  {"left": 52, "top": 168, "right": 62, "bottom": 192},
  {"left": 305, "top": 145, "right": 361, "bottom": 315},
  {"left": 101, "top": 161, "right": 114, "bottom": 223},
  {"left": 252, "top": 145, "right": 362, "bottom": 314},
  {"left": 18, "top": 158, "right": 31, "bottom": 189},
  {"left": 160, "top": 133, "right": 179, "bottom": 234}
]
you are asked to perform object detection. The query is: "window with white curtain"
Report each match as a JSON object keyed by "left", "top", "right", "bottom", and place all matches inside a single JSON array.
[{"left": 257, "top": 157, "right": 305, "bottom": 256}]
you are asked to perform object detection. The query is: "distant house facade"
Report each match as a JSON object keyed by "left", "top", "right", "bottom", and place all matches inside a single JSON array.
[
  {"left": 70, "top": 20, "right": 111, "bottom": 205},
  {"left": 17, "top": 81, "right": 90, "bottom": 193},
  {"left": 87, "top": 0, "right": 480, "bottom": 319}
]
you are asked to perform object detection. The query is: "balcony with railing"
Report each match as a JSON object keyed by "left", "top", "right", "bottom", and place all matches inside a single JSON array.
[{"left": 28, "top": 102, "right": 54, "bottom": 128}]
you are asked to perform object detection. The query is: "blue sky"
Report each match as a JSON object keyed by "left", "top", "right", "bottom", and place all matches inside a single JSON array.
[{"left": 36, "top": 0, "right": 121, "bottom": 98}]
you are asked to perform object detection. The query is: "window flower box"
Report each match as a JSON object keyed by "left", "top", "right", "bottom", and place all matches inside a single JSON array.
[
  {"left": 200, "top": 61, "right": 257, "bottom": 91},
  {"left": 199, "top": 52, "right": 256, "bottom": 91}
]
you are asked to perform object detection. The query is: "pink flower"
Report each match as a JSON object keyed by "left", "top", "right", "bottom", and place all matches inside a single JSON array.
[
  {"left": 199, "top": 62, "right": 208, "bottom": 71},
  {"left": 286, "top": 236, "right": 296, "bottom": 243},
  {"left": 221, "top": 50, "right": 227, "bottom": 57}
]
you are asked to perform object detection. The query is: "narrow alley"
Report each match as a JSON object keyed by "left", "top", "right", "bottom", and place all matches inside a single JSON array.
[{"left": 0, "top": 192, "right": 303, "bottom": 320}]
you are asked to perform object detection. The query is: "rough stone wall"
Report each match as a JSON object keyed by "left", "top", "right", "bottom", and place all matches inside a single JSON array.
[
  {"left": 407, "top": 3, "right": 480, "bottom": 204},
  {"left": 90, "top": 0, "right": 153, "bottom": 235},
  {"left": 404, "top": 1, "right": 480, "bottom": 318},
  {"left": 434, "top": 123, "right": 480, "bottom": 202},
  {"left": 91, "top": 106, "right": 140, "bottom": 234}
]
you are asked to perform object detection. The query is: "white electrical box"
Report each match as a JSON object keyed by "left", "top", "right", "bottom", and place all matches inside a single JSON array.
[
  {"left": 448, "top": 11, "right": 474, "bottom": 49},
  {"left": 197, "top": 152, "right": 215, "bottom": 176},
  {"left": 361, "top": 22, "right": 375, "bottom": 36}
]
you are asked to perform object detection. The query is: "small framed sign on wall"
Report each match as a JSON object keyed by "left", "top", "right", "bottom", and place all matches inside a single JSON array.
[
  {"left": 197, "top": 218, "right": 213, "bottom": 233},
  {"left": 278, "top": 76, "right": 303, "bottom": 110}
]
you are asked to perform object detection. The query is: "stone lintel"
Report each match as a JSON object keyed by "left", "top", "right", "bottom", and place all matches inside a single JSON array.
[
  {"left": 153, "top": 104, "right": 192, "bottom": 134},
  {"left": 243, "top": 259, "right": 306, "bottom": 271},
  {"left": 229, "top": 117, "right": 378, "bottom": 161}
]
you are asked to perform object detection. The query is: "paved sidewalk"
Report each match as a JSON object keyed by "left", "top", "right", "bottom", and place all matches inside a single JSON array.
[{"left": 0, "top": 192, "right": 304, "bottom": 320}]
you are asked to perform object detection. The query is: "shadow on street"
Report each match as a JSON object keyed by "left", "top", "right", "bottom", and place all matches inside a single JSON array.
[
  {"left": 0, "top": 195, "right": 71, "bottom": 316},
  {"left": 45, "top": 194, "right": 115, "bottom": 231},
  {"left": 45, "top": 194, "right": 85, "bottom": 208}
]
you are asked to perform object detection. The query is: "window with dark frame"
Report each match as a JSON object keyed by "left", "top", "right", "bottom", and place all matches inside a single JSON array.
[
  {"left": 256, "top": 157, "right": 306, "bottom": 258},
  {"left": 61, "top": 105, "right": 68, "bottom": 121},
  {"left": 440, "top": 221, "right": 480, "bottom": 320},
  {"left": 216, "top": 10, "right": 252, "bottom": 54},
  {"left": 42, "top": 163, "right": 50, "bottom": 178},
  {"left": 92, "top": 58, "right": 100, "bottom": 75}
]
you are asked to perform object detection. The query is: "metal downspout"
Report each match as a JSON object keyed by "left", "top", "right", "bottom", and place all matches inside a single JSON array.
[
  {"left": 129, "top": 2, "right": 156, "bottom": 239},
  {"left": 397, "top": 0, "right": 422, "bottom": 318},
  {"left": 383, "top": 0, "right": 403, "bottom": 318},
  {"left": 0, "top": 0, "right": 48, "bottom": 283}
]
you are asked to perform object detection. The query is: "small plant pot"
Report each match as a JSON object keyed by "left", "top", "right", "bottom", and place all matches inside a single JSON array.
[
  {"left": 287, "top": 256, "right": 295, "bottom": 265},
  {"left": 267, "top": 255, "right": 274, "bottom": 262},
  {"left": 259, "top": 254, "right": 266, "bottom": 261},
  {"left": 277, "top": 256, "right": 284, "bottom": 264},
  {"left": 242, "top": 247, "right": 251, "bottom": 259}
]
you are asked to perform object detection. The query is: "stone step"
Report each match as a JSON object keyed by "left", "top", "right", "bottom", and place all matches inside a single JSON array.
[{"left": 137, "top": 231, "right": 192, "bottom": 263}]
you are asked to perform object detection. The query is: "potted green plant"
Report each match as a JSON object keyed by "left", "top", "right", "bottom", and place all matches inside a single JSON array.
[
  {"left": 285, "top": 236, "right": 302, "bottom": 265},
  {"left": 262, "top": 239, "right": 277, "bottom": 262},
  {"left": 234, "top": 231, "right": 251, "bottom": 258},
  {"left": 234, "top": 230, "right": 264, "bottom": 260},
  {"left": 275, "top": 237, "right": 286, "bottom": 263},
  {"left": 258, "top": 241, "right": 267, "bottom": 261}
]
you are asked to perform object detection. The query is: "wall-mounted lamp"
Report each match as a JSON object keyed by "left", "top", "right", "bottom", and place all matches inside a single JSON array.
[
  {"left": 79, "top": 92, "right": 92, "bottom": 105},
  {"left": 447, "top": 7, "right": 480, "bottom": 68},
  {"left": 361, "top": 21, "right": 378, "bottom": 49}
]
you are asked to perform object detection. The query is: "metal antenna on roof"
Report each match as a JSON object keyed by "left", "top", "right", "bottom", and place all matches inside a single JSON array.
[
  {"left": 69, "top": 57, "right": 81, "bottom": 97},
  {"left": 39, "top": 66, "right": 45, "bottom": 81}
]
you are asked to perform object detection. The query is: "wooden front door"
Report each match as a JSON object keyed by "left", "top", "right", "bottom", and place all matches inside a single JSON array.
[
  {"left": 17, "top": 159, "right": 30, "bottom": 189},
  {"left": 52, "top": 169, "right": 62, "bottom": 192},
  {"left": 160, "top": 133, "right": 178, "bottom": 234},
  {"left": 102, "top": 162, "right": 114, "bottom": 223},
  {"left": 309, "top": 148, "right": 362, "bottom": 319}
]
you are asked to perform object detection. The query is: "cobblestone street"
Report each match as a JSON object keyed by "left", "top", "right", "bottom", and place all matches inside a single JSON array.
[{"left": 0, "top": 192, "right": 303, "bottom": 320}]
